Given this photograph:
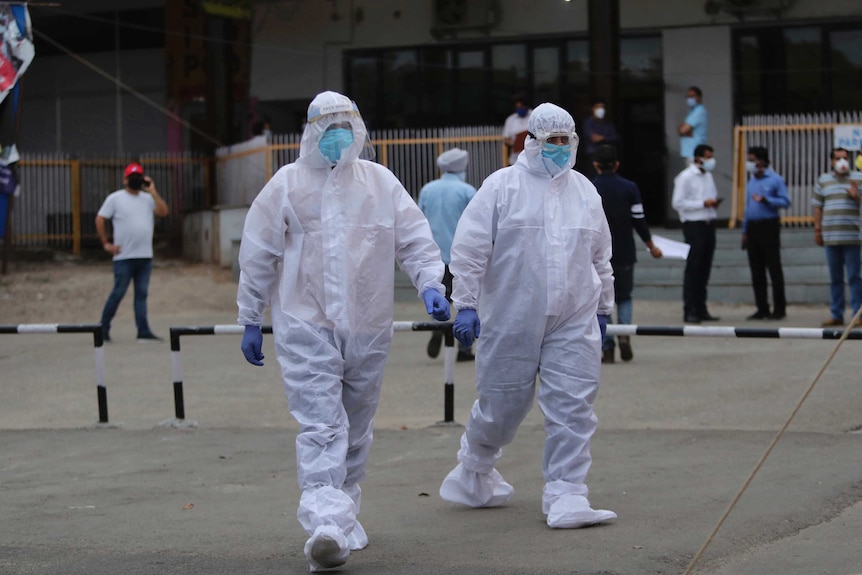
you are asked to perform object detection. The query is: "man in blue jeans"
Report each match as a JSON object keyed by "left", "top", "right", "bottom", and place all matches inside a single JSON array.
[
  {"left": 812, "top": 147, "right": 862, "bottom": 327},
  {"left": 96, "top": 163, "right": 169, "bottom": 342}
]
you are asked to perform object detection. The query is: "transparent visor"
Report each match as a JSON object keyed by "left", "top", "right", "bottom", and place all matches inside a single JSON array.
[
  {"left": 541, "top": 132, "right": 578, "bottom": 147},
  {"left": 311, "top": 115, "right": 377, "bottom": 163}
]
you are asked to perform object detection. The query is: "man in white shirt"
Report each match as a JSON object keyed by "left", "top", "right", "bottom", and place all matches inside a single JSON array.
[
  {"left": 502, "top": 94, "right": 531, "bottom": 167},
  {"left": 672, "top": 144, "right": 721, "bottom": 324},
  {"left": 96, "top": 163, "right": 169, "bottom": 342}
]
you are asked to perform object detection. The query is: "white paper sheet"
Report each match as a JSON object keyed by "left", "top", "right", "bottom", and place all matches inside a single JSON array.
[{"left": 649, "top": 234, "right": 690, "bottom": 260}]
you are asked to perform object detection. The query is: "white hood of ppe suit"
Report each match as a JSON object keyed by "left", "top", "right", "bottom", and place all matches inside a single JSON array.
[
  {"left": 297, "top": 91, "right": 368, "bottom": 169},
  {"left": 516, "top": 102, "right": 579, "bottom": 178}
]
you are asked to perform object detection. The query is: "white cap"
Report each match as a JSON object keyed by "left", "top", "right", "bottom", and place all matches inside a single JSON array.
[{"left": 437, "top": 148, "right": 469, "bottom": 173}]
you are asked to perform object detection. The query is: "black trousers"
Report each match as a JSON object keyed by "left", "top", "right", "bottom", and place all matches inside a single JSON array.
[
  {"left": 746, "top": 218, "right": 786, "bottom": 315},
  {"left": 682, "top": 220, "right": 716, "bottom": 317}
]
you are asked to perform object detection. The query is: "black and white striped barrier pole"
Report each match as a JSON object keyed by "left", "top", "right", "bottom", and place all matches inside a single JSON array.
[
  {"left": 393, "top": 321, "right": 457, "bottom": 425},
  {"left": 0, "top": 323, "right": 109, "bottom": 424},
  {"left": 166, "top": 322, "right": 456, "bottom": 427},
  {"left": 605, "top": 324, "right": 862, "bottom": 339},
  {"left": 166, "top": 325, "right": 274, "bottom": 427}
]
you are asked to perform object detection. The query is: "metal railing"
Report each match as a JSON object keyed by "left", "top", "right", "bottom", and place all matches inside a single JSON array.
[
  {"left": 9, "top": 152, "right": 211, "bottom": 255},
  {"left": 215, "top": 126, "right": 506, "bottom": 207},
  {"left": 732, "top": 111, "right": 862, "bottom": 229}
]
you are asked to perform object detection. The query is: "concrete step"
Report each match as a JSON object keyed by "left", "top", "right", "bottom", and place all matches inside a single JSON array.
[
  {"left": 395, "top": 227, "right": 837, "bottom": 305},
  {"left": 636, "top": 263, "right": 831, "bottom": 284}
]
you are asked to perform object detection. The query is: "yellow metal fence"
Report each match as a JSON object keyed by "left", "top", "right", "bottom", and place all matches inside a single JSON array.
[
  {"left": 215, "top": 127, "right": 506, "bottom": 207},
  {"left": 732, "top": 112, "right": 862, "bottom": 229},
  {"left": 9, "top": 153, "right": 211, "bottom": 255}
]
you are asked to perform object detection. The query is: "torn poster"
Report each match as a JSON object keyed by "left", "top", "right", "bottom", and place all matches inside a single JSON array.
[{"left": 0, "top": 3, "right": 33, "bottom": 102}]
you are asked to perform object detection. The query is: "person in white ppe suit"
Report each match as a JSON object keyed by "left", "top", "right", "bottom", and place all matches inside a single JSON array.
[
  {"left": 237, "top": 91, "right": 449, "bottom": 572},
  {"left": 439, "top": 102, "right": 618, "bottom": 529}
]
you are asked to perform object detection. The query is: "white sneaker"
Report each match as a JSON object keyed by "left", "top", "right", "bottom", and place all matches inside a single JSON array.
[
  {"left": 304, "top": 525, "right": 349, "bottom": 572},
  {"left": 546, "top": 494, "right": 616, "bottom": 529},
  {"left": 439, "top": 463, "right": 514, "bottom": 508}
]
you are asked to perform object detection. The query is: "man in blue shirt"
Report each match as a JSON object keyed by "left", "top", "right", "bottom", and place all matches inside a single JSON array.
[
  {"left": 742, "top": 146, "right": 792, "bottom": 320},
  {"left": 678, "top": 86, "right": 707, "bottom": 163},
  {"left": 592, "top": 145, "right": 662, "bottom": 363},
  {"left": 418, "top": 148, "right": 477, "bottom": 361}
]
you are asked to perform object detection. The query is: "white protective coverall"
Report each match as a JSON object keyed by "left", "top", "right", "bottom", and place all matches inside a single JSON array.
[
  {"left": 439, "top": 103, "right": 618, "bottom": 528},
  {"left": 237, "top": 91, "right": 445, "bottom": 569}
]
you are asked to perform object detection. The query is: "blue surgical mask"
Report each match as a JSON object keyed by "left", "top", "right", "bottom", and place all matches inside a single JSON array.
[
  {"left": 516, "top": 106, "right": 528, "bottom": 118},
  {"left": 686, "top": 97, "right": 697, "bottom": 108},
  {"left": 700, "top": 157, "right": 716, "bottom": 172},
  {"left": 318, "top": 128, "right": 354, "bottom": 164},
  {"left": 541, "top": 142, "right": 572, "bottom": 167}
]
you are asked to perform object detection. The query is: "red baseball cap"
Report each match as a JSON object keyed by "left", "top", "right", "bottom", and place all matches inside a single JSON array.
[{"left": 124, "top": 163, "right": 144, "bottom": 177}]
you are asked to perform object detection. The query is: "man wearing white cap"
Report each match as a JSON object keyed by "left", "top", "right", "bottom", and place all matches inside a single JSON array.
[{"left": 418, "top": 148, "right": 477, "bottom": 361}]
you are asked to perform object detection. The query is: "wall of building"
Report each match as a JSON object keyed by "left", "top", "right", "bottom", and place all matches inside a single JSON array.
[
  {"left": 250, "top": 0, "right": 862, "bottom": 106},
  {"left": 662, "top": 26, "right": 734, "bottom": 223},
  {"left": 19, "top": 48, "right": 167, "bottom": 154}
]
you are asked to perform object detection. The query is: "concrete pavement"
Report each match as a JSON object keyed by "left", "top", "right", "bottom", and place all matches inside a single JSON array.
[{"left": 1, "top": 299, "right": 861, "bottom": 574}]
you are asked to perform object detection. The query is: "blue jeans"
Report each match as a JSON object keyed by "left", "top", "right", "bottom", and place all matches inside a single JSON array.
[
  {"left": 602, "top": 298, "right": 632, "bottom": 351},
  {"left": 100, "top": 258, "right": 154, "bottom": 337},
  {"left": 824, "top": 245, "right": 862, "bottom": 321}
]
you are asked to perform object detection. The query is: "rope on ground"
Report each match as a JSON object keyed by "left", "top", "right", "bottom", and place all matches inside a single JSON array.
[{"left": 683, "top": 304, "right": 862, "bottom": 575}]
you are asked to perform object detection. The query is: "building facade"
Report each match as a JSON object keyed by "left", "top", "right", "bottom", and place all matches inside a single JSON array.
[{"left": 13, "top": 0, "right": 862, "bottom": 224}]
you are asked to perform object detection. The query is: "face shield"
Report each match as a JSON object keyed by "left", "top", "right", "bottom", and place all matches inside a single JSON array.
[
  {"left": 300, "top": 91, "right": 376, "bottom": 168},
  {"left": 524, "top": 103, "right": 579, "bottom": 176}
]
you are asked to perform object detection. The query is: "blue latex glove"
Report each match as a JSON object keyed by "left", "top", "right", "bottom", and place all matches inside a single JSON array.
[
  {"left": 597, "top": 314, "right": 609, "bottom": 339},
  {"left": 241, "top": 325, "right": 264, "bottom": 366},
  {"left": 422, "top": 289, "right": 451, "bottom": 321},
  {"left": 453, "top": 309, "right": 480, "bottom": 348}
]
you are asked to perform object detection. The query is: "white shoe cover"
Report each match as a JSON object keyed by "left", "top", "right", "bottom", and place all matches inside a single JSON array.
[
  {"left": 439, "top": 463, "right": 514, "bottom": 508},
  {"left": 546, "top": 494, "right": 617, "bottom": 529},
  {"left": 346, "top": 519, "right": 368, "bottom": 551},
  {"left": 304, "top": 525, "right": 350, "bottom": 572}
]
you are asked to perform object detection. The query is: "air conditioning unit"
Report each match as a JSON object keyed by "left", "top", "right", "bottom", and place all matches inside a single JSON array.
[{"left": 431, "top": 0, "right": 500, "bottom": 38}]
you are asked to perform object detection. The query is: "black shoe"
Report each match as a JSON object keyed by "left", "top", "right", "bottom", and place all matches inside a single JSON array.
[
  {"left": 137, "top": 333, "right": 164, "bottom": 343},
  {"left": 601, "top": 348, "right": 615, "bottom": 364},
  {"left": 747, "top": 311, "right": 770, "bottom": 320},
  {"left": 427, "top": 332, "right": 443, "bottom": 358},
  {"left": 700, "top": 313, "right": 721, "bottom": 322},
  {"left": 769, "top": 311, "right": 786, "bottom": 320},
  {"left": 684, "top": 314, "right": 702, "bottom": 324},
  {"left": 618, "top": 336, "right": 633, "bottom": 362},
  {"left": 457, "top": 350, "right": 475, "bottom": 362}
]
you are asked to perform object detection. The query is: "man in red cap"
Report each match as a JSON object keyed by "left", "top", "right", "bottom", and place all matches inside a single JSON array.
[{"left": 96, "top": 162, "right": 168, "bottom": 342}]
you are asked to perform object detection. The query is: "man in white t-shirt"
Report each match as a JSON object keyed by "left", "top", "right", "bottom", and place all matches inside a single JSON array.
[
  {"left": 96, "top": 162, "right": 169, "bottom": 342},
  {"left": 502, "top": 94, "right": 531, "bottom": 167}
]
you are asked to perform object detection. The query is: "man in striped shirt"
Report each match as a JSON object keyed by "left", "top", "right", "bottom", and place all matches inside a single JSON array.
[{"left": 811, "top": 147, "right": 862, "bottom": 327}]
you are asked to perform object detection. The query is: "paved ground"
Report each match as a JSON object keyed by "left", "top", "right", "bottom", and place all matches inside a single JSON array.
[{"left": 1, "top": 299, "right": 861, "bottom": 574}]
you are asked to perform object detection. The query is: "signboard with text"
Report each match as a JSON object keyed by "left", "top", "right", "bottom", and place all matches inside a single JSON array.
[{"left": 834, "top": 125, "right": 862, "bottom": 151}]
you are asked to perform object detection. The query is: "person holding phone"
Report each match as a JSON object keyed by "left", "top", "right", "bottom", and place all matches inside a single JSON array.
[
  {"left": 742, "top": 146, "right": 791, "bottom": 321},
  {"left": 96, "top": 162, "right": 169, "bottom": 342},
  {"left": 672, "top": 144, "right": 721, "bottom": 324}
]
